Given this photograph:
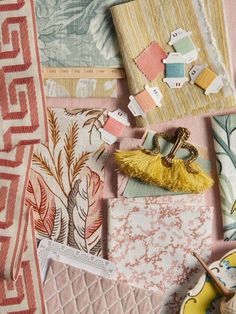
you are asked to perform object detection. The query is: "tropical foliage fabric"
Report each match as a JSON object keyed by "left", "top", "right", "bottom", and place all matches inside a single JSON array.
[
  {"left": 26, "top": 107, "right": 107, "bottom": 256},
  {"left": 212, "top": 114, "right": 236, "bottom": 240},
  {"left": 35, "top": 0, "right": 125, "bottom": 67}
]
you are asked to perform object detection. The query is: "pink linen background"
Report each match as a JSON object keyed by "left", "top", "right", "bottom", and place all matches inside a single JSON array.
[{"left": 46, "top": 0, "right": 236, "bottom": 261}]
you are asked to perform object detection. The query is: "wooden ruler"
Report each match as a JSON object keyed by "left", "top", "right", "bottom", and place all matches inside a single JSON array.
[{"left": 42, "top": 67, "right": 126, "bottom": 79}]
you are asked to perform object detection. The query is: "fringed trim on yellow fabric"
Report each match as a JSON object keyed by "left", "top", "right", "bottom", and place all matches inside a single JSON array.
[{"left": 115, "top": 150, "right": 214, "bottom": 193}]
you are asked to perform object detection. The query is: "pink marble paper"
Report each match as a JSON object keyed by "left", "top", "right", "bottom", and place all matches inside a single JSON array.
[{"left": 107, "top": 196, "right": 213, "bottom": 313}]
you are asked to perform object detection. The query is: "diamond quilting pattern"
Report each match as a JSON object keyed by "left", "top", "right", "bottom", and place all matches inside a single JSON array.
[{"left": 44, "top": 260, "right": 164, "bottom": 314}]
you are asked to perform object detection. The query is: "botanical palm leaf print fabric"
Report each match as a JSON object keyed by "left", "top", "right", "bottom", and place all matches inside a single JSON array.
[
  {"left": 212, "top": 114, "right": 236, "bottom": 241},
  {"left": 26, "top": 108, "right": 107, "bottom": 256},
  {"left": 35, "top": 0, "right": 126, "bottom": 67}
]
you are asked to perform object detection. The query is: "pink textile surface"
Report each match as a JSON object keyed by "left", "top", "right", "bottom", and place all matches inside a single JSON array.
[
  {"left": 0, "top": 1, "right": 48, "bottom": 151},
  {"left": 43, "top": 260, "right": 164, "bottom": 314},
  {"left": 134, "top": 41, "right": 167, "bottom": 81},
  {"left": 0, "top": 0, "right": 48, "bottom": 312},
  {"left": 45, "top": 0, "right": 236, "bottom": 262},
  {"left": 107, "top": 196, "right": 213, "bottom": 313}
]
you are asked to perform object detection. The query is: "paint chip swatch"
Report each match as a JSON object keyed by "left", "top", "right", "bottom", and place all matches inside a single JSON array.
[{"left": 134, "top": 41, "right": 167, "bottom": 81}]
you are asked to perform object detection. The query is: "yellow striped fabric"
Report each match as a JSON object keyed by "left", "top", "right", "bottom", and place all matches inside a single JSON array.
[{"left": 111, "top": 0, "right": 235, "bottom": 127}]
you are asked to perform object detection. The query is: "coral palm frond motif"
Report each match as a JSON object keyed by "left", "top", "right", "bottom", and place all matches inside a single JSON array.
[
  {"left": 93, "top": 144, "right": 106, "bottom": 162},
  {"left": 84, "top": 110, "right": 106, "bottom": 143},
  {"left": 32, "top": 152, "right": 55, "bottom": 177},
  {"left": 57, "top": 150, "right": 64, "bottom": 179},
  {"left": 71, "top": 151, "right": 90, "bottom": 184},
  {"left": 47, "top": 108, "right": 60, "bottom": 148},
  {"left": 65, "top": 108, "right": 88, "bottom": 116},
  {"left": 32, "top": 150, "right": 67, "bottom": 198},
  {"left": 64, "top": 122, "right": 79, "bottom": 167},
  {"left": 64, "top": 122, "right": 80, "bottom": 188},
  {"left": 85, "top": 109, "right": 106, "bottom": 117},
  {"left": 65, "top": 108, "right": 106, "bottom": 144}
]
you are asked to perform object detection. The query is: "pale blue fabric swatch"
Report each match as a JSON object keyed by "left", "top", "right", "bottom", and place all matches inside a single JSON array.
[{"left": 36, "top": 0, "right": 125, "bottom": 67}]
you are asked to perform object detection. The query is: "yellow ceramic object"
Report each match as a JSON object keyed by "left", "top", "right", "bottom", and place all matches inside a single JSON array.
[{"left": 181, "top": 250, "right": 236, "bottom": 314}]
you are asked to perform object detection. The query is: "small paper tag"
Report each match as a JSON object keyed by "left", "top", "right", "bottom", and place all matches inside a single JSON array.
[
  {"left": 128, "top": 85, "right": 162, "bottom": 117},
  {"left": 163, "top": 53, "right": 188, "bottom": 88},
  {"left": 99, "top": 109, "right": 130, "bottom": 145},
  {"left": 108, "top": 109, "right": 130, "bottom": 126},
  {"left": 37, "top": 239, "right": 117, "bottom": 282},
  {"left": 99, "top": 129, "right": 117, "bottom": 145},
  {"left": 189, "top": 64, "right": 206, "bottom": 82},
  {"left": 189, "top": 64, "right": 224, "bottom": 95},
  {"left": 169, "top": 28, "right": 199, "bottom": 64}
]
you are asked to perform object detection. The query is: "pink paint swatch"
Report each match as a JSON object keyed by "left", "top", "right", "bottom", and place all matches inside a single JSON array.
[
  {"left": 103, "top": 117, "right": 126, "bottom": 137},
  {"left": 134, "top": 88, "right": 157, "bottom": 112},
  {"left": 134, "top": 41, "right": 167, "bottom": 81}
]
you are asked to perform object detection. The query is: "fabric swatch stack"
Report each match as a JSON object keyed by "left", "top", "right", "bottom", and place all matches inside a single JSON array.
[{"left": 111, "top": 0, "right": 235, "bottom": 127}]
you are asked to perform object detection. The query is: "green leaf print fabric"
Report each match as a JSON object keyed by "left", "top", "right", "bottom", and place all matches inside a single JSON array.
[
  {"left": 212, "top": 115, "right": 236, "bottom": 240},
  {"left": 35, "top": 0, "right": 125, "bottom": 67}
]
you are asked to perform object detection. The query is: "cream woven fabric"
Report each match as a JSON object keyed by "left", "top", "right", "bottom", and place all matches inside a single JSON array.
[{"left": 111, "top": 0, "right": 235, "bottom": 127}]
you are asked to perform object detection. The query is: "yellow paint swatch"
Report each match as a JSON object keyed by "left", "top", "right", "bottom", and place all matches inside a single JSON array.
[{"left": 195, "top": 68, "right": 218, "bottom": 90}]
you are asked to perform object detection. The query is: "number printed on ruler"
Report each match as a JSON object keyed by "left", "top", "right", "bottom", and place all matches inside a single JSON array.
[{"left": 42, "top": 67, "right": 126, "bottom": 79}]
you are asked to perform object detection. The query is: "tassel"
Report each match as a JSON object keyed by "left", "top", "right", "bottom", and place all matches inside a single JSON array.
[
  {"left": 115, "top": 128, "right": 214, "bottom": 194},
  {"left": 115, "top": 150, "right": 213, "bottom": 193}
]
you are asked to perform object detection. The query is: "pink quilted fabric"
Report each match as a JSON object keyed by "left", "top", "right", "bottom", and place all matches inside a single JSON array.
[{"left": 43, "top": 260, "right": 163, "bottom": 314}]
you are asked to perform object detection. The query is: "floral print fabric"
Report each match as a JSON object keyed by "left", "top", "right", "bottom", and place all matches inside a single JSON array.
[
  {"left": 35, "top": 0, "right": 126, "bottom": 67},
  {"left": 107, "top": 196, "right": 213, "bottom": 314},
  {"left": 26, "top": 108, "right": 107, "bottom": 256}
]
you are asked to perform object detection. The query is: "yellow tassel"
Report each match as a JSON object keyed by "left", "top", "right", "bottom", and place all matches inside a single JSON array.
[{"left": 115, "top": 150, "right": 214, "bottom": 193}]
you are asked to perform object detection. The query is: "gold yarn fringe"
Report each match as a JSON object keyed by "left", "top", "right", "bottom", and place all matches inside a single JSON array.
[{"left": 115, "top": 150, "right": 214, "bottom": 193}]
